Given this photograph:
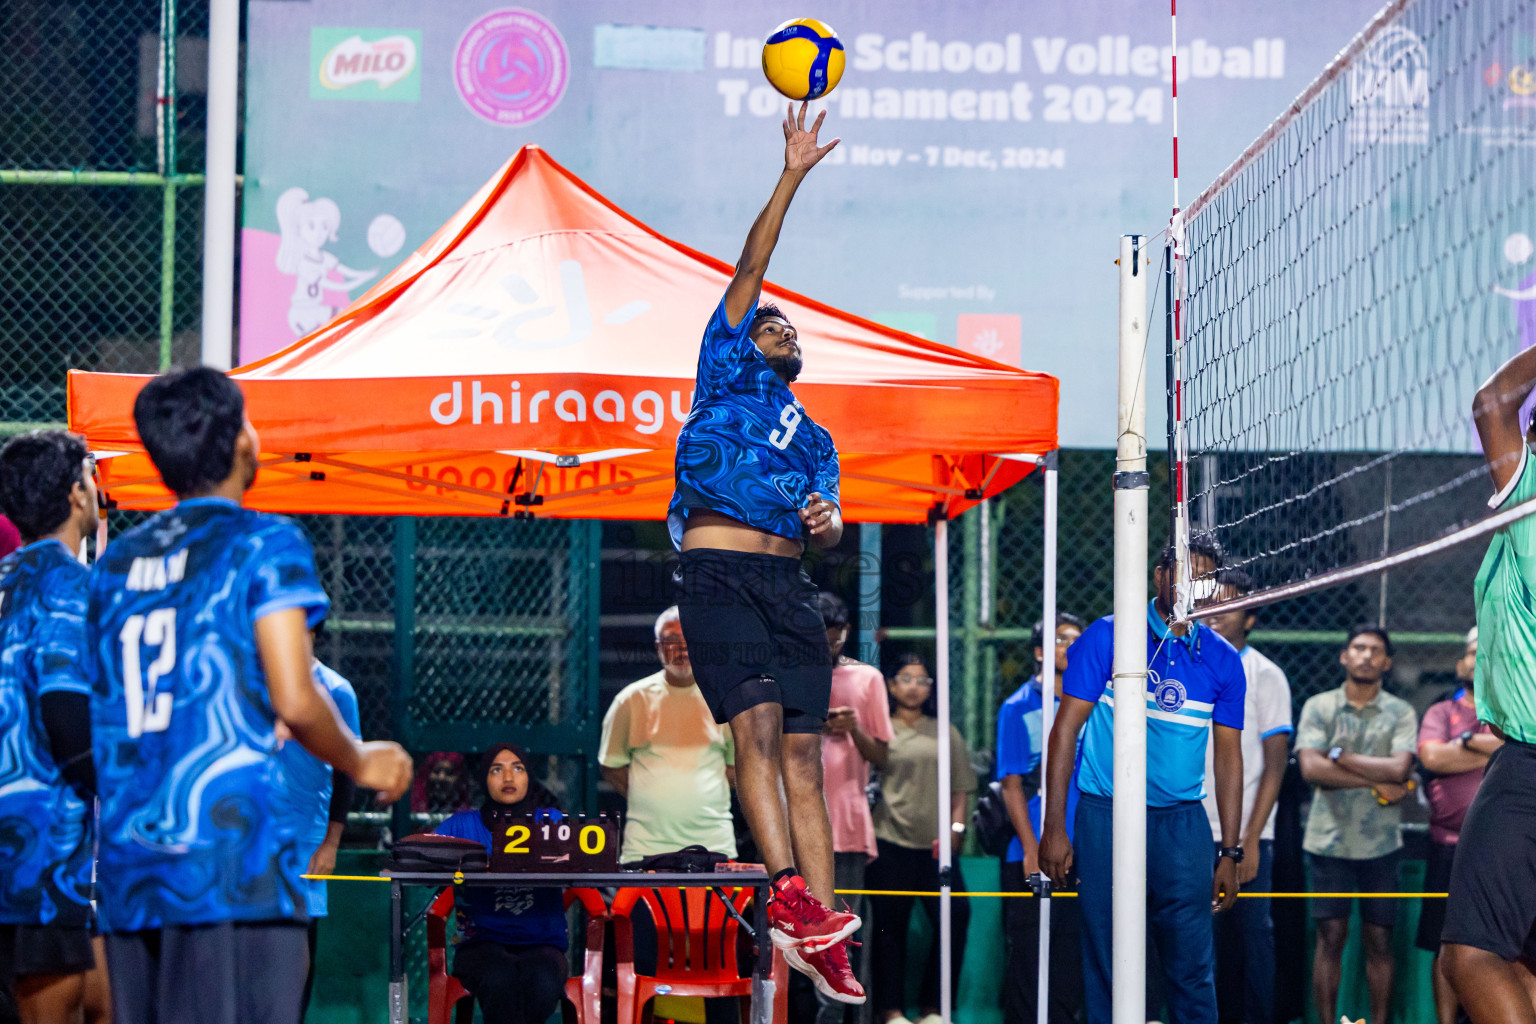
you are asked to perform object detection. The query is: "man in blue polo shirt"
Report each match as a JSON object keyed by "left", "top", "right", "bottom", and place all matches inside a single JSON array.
[
  {"left": 1039, "top": 534, "right": 1246, "bottom": 1024},
  {"left": 996, "top": 611, "right": 1086, "bottom": 1024}
]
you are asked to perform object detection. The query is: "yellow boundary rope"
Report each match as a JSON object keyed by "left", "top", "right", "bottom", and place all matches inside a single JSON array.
[{"left": 302, "top": 876, "right": 1448, "bottom": 898}]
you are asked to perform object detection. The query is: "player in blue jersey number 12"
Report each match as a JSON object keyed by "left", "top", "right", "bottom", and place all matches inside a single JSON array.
[
  {"left": 667, "top": 103, "right": 863, "bottom": 1004},
  {"left": 87, "top": 368, "right": 412, "bottom": 1024}
]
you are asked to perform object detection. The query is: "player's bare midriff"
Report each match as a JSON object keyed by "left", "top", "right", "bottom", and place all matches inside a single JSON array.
[{"left": 681, "top": 510, "right": 804, "bottom": 558}]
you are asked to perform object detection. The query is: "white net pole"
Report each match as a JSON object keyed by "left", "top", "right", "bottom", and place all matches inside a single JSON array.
[
  {"left": 200, "top": 0, "right": 238, "bottom": 370},
  {"left": 1113, "top": 234, "right": 1150, "bottom": 1024}
]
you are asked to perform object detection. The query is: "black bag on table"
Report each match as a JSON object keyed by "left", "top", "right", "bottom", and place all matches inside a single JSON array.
[
  {"left": 622, "top": 844, "right": 731, "bottom": 873},
  {"left": 385, "top": 834, "right": 489, "bottom": 873}
]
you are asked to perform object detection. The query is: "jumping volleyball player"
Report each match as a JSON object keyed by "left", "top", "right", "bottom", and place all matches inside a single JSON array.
[
  {"left": 1445, "top": 346, "right": 1536, "bottom": 1022},
  {"left": 669, "top": 102, "right": 861, "bottom": 1002},
  {"left": 87, "top": 368, "right": 413, "bottom": 1024}
]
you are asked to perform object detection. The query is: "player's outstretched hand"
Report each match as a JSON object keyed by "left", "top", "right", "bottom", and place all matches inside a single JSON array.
[
  {"left": 355, "top": 741, "right": 413, "bottom": 803},
  {"left": 800, "top": 492, "right": 835, "bottom": 536},
  {"left": 783, "top": 102, "right": 839, "bottom": 174}
]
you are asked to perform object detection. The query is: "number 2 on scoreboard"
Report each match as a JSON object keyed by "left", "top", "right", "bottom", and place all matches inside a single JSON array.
[{"left": 503, "top": 825, "right": 530, "bottom": 854}]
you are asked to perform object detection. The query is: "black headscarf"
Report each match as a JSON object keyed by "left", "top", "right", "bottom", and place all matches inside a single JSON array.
[{"left": 477, "top": 742, "right": 559, "bottom": 831}]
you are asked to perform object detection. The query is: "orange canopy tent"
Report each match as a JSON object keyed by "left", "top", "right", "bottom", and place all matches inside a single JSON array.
[{"left": 67, "top": 145, "right": 1057, "bottom": 520}]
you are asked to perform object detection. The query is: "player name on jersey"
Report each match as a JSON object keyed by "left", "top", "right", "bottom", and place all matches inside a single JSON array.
[
  {"left": 486, "top": 811, "right": 620, "bottom": 873},
  {"left": 124, "top": 551, "right": 188, "bottom": 591}
]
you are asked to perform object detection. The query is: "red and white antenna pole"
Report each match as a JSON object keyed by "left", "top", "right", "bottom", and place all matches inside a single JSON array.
[{"left": 1167, "top": 0, "right": 1192, "bottom": 620}]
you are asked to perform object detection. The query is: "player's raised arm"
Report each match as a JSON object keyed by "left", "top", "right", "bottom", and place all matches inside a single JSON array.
[
  {"left": 255, "top": 607, "right": 412, "bottom": 802},
  {"left": 722, "top": 102, "right": 840, "bottom": 326},
  {"left": 1474, "top": 346, "right": 1536, "bottom": 492}
]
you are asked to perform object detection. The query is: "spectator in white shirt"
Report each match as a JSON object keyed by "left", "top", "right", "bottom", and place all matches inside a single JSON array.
[{"left": 1201, "top": 569, "right": 1293, "bottom": 1024}]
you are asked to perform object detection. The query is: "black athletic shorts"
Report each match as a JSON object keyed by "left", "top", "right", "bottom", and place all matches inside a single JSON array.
[
  {"left": 1415, "top": 839, "right": 1456, "bottom": 952},
  {"left": 0, "top": 921, "right": 95, "bottom": 981},
  {"left": 105, "top": 921, "right": 309, "bottom": 1024},
  {"left": 674, "top": 548, "right": 831, "bottom": 734},
  {"left": 1442, "top": 740, "right": 1536, "bottom": 962},
  {"left": 1308, "top": 851, "right": 1400, "bottom": 927}
]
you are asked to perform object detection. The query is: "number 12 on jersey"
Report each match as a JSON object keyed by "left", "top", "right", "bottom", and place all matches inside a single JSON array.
[{"left": 120, "top": 608, "right": 176, "bottom": 738}]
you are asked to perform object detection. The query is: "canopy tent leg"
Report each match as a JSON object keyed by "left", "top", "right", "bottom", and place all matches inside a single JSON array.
[
  {"left": 1036, "top": 451, "right": 1058, "bottom": 1024},
  {"left": 935, "top": 516, "right": 953, "bottom": 1024}
]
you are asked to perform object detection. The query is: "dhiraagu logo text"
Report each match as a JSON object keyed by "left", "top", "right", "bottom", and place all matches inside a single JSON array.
[{"left": 311, "top": 28, "right": 421, "bottom": 101}]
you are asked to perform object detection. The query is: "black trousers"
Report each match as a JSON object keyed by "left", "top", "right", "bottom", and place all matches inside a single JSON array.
[
  {"left": 451, "top": 941, "right": 567, "bottom": 1024},
  {"left": 105, "top": 921, "right": 308, "bottom": 1024},
  {"left": 866, "top": 839, "right": 969, "bottom": 1015},
  {"left": 1001, "top": 860, "right": 1083, "bottom": 1024}
]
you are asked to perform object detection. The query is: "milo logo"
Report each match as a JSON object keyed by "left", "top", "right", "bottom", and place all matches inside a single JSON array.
[{"left": 311, "top": 29, "right": 422, "bottom": 101}]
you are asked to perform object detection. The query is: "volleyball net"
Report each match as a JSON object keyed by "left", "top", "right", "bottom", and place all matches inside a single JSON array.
[{"left": 1169, "top": 0, "right": 1536, "bottom": 614}]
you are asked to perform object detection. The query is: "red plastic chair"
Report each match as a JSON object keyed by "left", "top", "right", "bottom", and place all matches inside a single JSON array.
[
  {"left": 564, "top": 887, "right": 611, "bottom": 1024},
  {"left": 612, "top": 886, "right": 788, "bottom": 1024},
  {"left": 425, "top": 887, "right": 473, "bottom": 1024},
  {"left": 425, "top": 886, "right": 611, "bottom": 1024}
]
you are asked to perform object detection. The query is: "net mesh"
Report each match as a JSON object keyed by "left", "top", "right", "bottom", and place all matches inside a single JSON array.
[{"left": 1177, "top": 0, "right": 1536, "bottom": 602}]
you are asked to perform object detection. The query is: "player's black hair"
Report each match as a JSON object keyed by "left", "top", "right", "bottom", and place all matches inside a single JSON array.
[
  {"left": 133, "top": 367, "right": 246, "bottom": 497},
  {"left": 1156, "top": 530, "right": 1224, "bottom": 573},
  {"left": 750, "top": 302, "right": 791, "bottom": 331},
  {"left": 0, "top": 431, "right": 89, "bottom": 542},
  {"left": 818, "top": 591, "right": 850, "bottom": 630},
  {"left": 1346, "top": 622, "right": 1394, "bottom": 658},
  {"left": 1031, "top": 611, "right": 1087, "bottom": 651}
]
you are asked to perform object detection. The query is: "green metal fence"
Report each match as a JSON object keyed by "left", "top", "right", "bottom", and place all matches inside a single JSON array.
[{"left": 6, "top": 0, "right": 1479, "bottom": 827}]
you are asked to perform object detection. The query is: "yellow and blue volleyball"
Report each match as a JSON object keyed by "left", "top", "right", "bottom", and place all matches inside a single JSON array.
[{"left": 761, "top": 19, "right": 845, "bottom": 101}]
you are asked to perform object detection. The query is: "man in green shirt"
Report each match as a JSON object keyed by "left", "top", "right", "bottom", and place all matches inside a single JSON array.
[
  {"left": 1442, "top": 346, "right": 1536, "bottom": 1022},
  {"left": 1295, "top": 625, "right": 1418, "bottom": 1024}
]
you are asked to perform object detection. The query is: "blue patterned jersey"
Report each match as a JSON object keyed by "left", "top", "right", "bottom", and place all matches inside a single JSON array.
[
  {"left": 271, "top": 661, "right": 359, "bottom": 918},
  {"left": 668, "top": 296, "right": 840, "bottom": 548},
  {"left": 0, "top": 540, "right": 94, "bottom": 926},
  {"left": 87, "top": 498, "right": 329, "bottom": 930}
]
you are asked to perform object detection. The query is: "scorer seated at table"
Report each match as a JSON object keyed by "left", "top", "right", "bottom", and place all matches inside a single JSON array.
[{"left": 434, "top": 743, "right": 569, "bottom": 1024}]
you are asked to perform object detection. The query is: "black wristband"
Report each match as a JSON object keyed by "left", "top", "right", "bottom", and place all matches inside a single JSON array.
[{"left": 1217, "top": 845, "right": 1245, "bottom": 864}]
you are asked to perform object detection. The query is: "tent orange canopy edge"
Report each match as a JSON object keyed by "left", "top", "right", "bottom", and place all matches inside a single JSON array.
[{"left": 67, "top": 145, "right": 1058, "bottom": 522}]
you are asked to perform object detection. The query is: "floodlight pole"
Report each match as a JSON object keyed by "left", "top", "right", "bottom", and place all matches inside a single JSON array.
[
  {"left": 201, "top": 0, "right": 239, "bottom": 370},
  {"left": 1113, "top": 234, "right": 1150, "bottom": 1024}
]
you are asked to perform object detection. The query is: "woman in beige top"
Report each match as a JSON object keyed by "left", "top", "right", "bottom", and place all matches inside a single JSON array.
[{"left": 866, "top": 653, "right": 978, "bottom": 1024}]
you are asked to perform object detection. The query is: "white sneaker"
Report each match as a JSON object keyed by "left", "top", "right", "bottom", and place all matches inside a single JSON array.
[{"left": 914, "top": 1014, "right": 945, "bottom": 1024}]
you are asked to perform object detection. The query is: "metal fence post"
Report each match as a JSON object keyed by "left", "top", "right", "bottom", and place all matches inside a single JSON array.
[
  {"left": 157, "top": 0, "right": 178, "bottom": 371},
  {"left": 391, "top": 516, "right": 417, "bottom": 838},
  {"left": 579, "top": 519, "right": 601, "bottom": 812}
]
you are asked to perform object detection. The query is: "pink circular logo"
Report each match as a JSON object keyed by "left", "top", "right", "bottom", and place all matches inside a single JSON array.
[{"left": 454, "top": 8, "right": 569, "bottom": 126}]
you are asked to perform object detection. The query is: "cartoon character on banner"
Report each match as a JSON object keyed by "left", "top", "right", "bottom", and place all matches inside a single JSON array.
[{"left": 274, "top": 187, "right": 379, "bottom": 337}]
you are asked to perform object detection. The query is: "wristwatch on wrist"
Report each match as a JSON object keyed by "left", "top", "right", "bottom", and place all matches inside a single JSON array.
[
  {"left": 1328, "top": 746, "right": 1344, "bottom": 762},
  {"left": 1459, "top": 730, "right": 1475, "bottom": 750},
  {"left": 1217, "top": 846, "right": 1245, "bottom": 864}
]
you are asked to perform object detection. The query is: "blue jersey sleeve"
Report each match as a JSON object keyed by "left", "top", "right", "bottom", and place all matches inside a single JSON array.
[
  {"left": 995, "top": 696, "right": 1039, "bottom": 779},
  {"left": 813, "top": 433, "right": 841, "bottom": 508},
  {"left": 696, "top": 296, "right": 760, "bottom": 397},
  {"left": 329, "top": 675, "right": 361, "bottom": 738},
  {"left": 247, "top": 521, "right": 329, "bottom": 627},
  {"left": 1211, "top": 645, "right": 1246, "bottom": 731},
  {"left": 34, "top": 567, "right": 91, "bottom": 697},
  {"left": 1062, "top": 618, "right": 1113, "bottom": 704}
]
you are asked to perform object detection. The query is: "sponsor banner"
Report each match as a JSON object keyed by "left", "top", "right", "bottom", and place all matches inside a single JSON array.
[{"left": 247, "top": 0, "right": 1387, "bottom": 444}]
